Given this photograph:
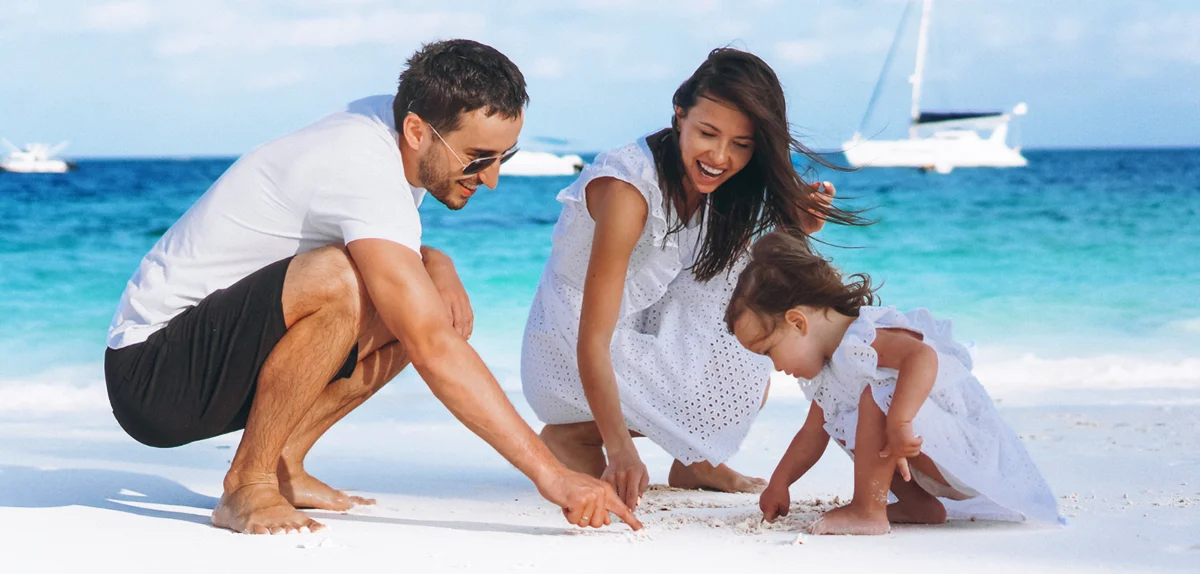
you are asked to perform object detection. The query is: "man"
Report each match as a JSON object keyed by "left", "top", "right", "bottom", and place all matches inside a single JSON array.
[{"left": 104, "top": 39, "right": 639, "bottom": 535}]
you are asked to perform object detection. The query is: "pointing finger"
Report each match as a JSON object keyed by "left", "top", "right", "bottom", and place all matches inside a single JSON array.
[{"left": 606, "top": 489, "right": 643, "bottom": 531}]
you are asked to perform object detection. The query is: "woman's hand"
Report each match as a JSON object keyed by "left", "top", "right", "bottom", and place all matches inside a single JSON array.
[
  {"left": 601, "top": 444, "right": 650, "bottom": 511},
  {"left": 759, "top": 481, "right": 791, "bottom": 523},
  {"left": 799, "top": 181, "right": 836, "bottom": 235}
]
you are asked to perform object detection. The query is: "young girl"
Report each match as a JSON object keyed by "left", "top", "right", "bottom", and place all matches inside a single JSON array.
[{"left": 725, "top": 230, "right": 1060, "bottom": 535}]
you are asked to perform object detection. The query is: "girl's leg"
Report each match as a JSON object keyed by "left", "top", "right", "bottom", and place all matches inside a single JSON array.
[
  {"left": 810, "top": 387, "right": 895, "bottom": 535},
  {"left": 887, "top": 459, "right": 948, "bottom": 525}
]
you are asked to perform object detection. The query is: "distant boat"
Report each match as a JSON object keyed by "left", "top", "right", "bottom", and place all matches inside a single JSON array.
[
  {"left": 842, "top": 0, "right": 1027, "bottom": 174},
  {"left": 500, "top": 150, "right": 585, "bottom": 177},
  {"left": 1, "top": 140, "right": 75, "bottom": 173}
]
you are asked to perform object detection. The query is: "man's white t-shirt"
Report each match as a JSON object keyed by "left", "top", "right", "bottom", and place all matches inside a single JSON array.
[{"left": 107, "top": 95, "right": 425, "bottom": 350}]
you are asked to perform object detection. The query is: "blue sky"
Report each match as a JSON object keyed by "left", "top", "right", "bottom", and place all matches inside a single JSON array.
[{"left": 2, "top": 0, "right": 1198, "bottom": 157}]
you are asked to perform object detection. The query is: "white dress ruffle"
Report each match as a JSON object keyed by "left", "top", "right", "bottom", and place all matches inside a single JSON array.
[
  {"left": 801, "top": 306, "right": 1061, "bottom": 523},
  {"left": 521, "top": 137, "right": 772, "bottom": 465}
]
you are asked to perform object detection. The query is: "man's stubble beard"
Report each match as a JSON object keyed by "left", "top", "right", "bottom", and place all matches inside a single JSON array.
[{"left": 418, "top": 148, "right": 467, "bottom": 211}]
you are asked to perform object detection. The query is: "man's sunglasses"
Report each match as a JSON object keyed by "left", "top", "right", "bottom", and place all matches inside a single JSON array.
[{"left": 426, "top": 121, "right": 519, "bottom": 176}]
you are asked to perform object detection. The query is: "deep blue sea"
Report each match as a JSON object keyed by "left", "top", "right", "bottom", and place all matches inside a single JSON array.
[{"left": 2, "top": 149, "right": 1198, "bottom": 406}]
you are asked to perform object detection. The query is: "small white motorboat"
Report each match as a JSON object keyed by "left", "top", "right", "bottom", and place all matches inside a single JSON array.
[
  {"left": 500, "top": 150, "right": 584, "bottom": 177},
  {"left": 1, "top": 140, "right": 74, "bottom": 173}
]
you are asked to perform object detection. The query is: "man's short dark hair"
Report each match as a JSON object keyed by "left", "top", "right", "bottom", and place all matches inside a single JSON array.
[{"left": 394, "top": 39, "right": 529, "bottom": 134}]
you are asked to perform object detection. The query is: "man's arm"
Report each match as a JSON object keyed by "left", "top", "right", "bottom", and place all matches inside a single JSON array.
[{"left": 347, "top": 239, "right": 641, "bottom": 529}]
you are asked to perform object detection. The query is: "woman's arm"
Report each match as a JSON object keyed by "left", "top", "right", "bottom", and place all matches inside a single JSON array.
[
  {"left": 761, "top": 402, "right": 829, "bottom": 521},
  {"left": 871, "top": 327, "right": 939, "bottom": 479},
  {"left": 577, "top": 176, "right": 650, "bottom": 509}
]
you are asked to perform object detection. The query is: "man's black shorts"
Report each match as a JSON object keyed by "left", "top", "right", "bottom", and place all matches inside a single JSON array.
[{"left": 104, "top": 256, "right": 357, "bottom": 448}]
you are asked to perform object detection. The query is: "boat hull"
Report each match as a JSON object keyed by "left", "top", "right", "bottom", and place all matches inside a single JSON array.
[
  {"left": 842, "top": 137, "right": 1027, "bottom": 173},
  {"left": 500, "top": 151, "right": 584, "bottom": 177},
  {"left": 0, "top": 159, "right": 71, "bottom": 173}
]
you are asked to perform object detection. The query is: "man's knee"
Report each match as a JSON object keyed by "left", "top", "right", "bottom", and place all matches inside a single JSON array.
[{"left": 286, "top": 246, "right": 372, "bottom": 328}]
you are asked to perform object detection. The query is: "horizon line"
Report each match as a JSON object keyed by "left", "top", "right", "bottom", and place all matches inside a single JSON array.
[{"left": 61, "top": 144, "right": 1200, "bottom": 161}]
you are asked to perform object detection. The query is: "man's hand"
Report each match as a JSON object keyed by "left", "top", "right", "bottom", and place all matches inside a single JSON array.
[
  {"left": 879, "top": 420, "right": 923, "bottom": 482},
  {"left": 537, "top": 468, "right": 643, "bottom": 530},
  {"left": 600, "top": 445, "right": 649, "bottom": 511},
  {"left": 422, "top": 247, "right": 473, "bottom": 340},
  {"left": 799, "top": 181, "right": 836, "bottom": 235},
  {"left": 759, "top": 481, "right": 791, "bottom": 523}
]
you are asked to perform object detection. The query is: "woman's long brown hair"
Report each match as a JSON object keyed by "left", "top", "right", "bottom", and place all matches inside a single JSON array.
[{"left": 649, "top": 47, "right": 867, "bottom": 282}]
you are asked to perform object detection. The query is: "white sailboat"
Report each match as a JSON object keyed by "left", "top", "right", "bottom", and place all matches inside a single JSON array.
[
  {"left": 842, "top": 0, "right": 1027, "bottom": 174},
  {"left": 1, "top": 140, "right": 74, "bottom": 173}
]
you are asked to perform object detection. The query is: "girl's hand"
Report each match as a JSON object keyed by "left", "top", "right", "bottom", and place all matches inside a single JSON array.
[
  {"left": 799, "top": 181, "right": 836, "bottom": 235},
  {"left": 601, "top": 446, "right": 649, "bottom": 511},
  {"left": 759, "top": 482, "right": 791, "bottom": 523},
  {"left": 879, "top": 421, "right": 924, "bottom": 482}
]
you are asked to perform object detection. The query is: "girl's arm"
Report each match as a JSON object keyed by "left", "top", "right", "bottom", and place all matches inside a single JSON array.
[
  {"left": 577, "top": 176, "right": 649, "bottom": 509},
  {"left": 761, "top": 402, "right": 829, "bottom": 521},
  {"left": 871, "top": 328, "right": 939, "bottom": 478},
  {"left": 771, "top": 402, "right": 831, "bottom": 486}
]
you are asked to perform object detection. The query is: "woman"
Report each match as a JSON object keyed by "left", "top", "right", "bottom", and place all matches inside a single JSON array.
[{"left": 521, "top": 48, "right": 862, "bottom": 512}]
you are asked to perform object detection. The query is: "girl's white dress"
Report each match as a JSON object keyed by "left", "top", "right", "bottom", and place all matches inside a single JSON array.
[
  {"left": 521, "top": 137, "right": 772, "bottom": 465},
  {"left": 803, "top": 305, "right": 1061, "bottom": 523}
]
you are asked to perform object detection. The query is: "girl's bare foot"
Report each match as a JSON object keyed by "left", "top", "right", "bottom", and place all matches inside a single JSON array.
[
  {"left": 809, "top": 503, "right": 890, "bottom": 535},
  {"left": 278, "top": 471, "right": 376, "bottom": 511},
  {"left": 211, "top": 482, "right": 325, "bottom": 535},
  {"left": 668, "top": 460, "right": 768, "bottom": 493}
]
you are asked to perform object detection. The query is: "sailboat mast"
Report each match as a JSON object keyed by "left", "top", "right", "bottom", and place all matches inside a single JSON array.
[{"left": 909, "top": 0, "right": 933, "bottom": 139}]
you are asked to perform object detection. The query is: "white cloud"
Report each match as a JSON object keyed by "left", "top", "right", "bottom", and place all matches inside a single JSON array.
[
  {"left": 529, "top": 56, "right": 565, "bottom": 78},
  {"left": 150, "top": 5, "right": 485, "bottom": 57},
  {"left": 1118, "top": 15, "right": 1200, "bottom": 66},
  {"left": 84, "top": 1, "right": 152, "bottom": 32},
  {"left": 247, "top": 67, "right": 310, "bottom": 91},
  {"left": 1052, "top": 18, "right": 1084, "bottom": 45},
  {"left": 774, "top": 39, "right": 826, "bottom": 66}
]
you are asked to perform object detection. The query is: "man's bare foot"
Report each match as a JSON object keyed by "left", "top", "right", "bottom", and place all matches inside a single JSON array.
[
  {"left": 809, "top": 503, "right": 890, "bottom": 535},
  {"left": 211, "top": 482, "right": 325, "bottom": 535},
  {"left": 667, "top": 460, "right": 768, "bottom": 493},
  {"left": 887, "top": 496, "right": 947, "bottom": 525},
  {"left": 278, "top": 471, "right": 376, "bottom": 511}
]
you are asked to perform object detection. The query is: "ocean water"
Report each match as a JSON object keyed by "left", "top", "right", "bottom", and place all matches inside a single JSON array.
[{"left": 2, "top": 149, "right": 1198, "bottom": 413}]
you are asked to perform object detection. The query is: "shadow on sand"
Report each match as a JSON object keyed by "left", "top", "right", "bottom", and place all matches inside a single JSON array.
[
  {"left": 0, "top": 465, "right": 582, "bottom": 537},
  {"left": 0, "top": 465, "right": 218, "bottom": 527}
]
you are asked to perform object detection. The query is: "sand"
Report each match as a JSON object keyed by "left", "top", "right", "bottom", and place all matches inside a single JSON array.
[{"left": 1, "top": 366, "right": 1198, "bottom": 573}]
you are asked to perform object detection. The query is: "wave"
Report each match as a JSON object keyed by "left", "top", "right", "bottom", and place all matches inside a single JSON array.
[
  {"left": 770, "top": 348, "right": 1200, "bottom": 400},
  {"left": 5, "top": 348, "right": 1199, "bottom": 416}
]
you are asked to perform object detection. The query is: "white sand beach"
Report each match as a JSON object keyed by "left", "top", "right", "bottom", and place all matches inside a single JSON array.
[{"left": 2, "top": 355, "right": 1197, "bottom": 574}]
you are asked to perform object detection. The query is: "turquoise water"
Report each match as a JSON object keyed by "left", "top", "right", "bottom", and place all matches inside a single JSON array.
[{"left": 1, "top": 150, "right": 1198, "bottom": 391}]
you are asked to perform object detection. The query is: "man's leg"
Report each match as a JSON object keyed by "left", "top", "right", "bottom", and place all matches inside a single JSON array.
[
  {"left": 277, "top": 310, "right": 411, "bottom": 511},
  {"left": 212, "top": 246, "right": 369, "bottom": 534}
]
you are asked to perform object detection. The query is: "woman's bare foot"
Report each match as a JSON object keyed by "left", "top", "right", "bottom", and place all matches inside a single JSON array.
[
  {"left": 809, "top": 503, "right": 890, "bottom": 535},
  {"left": 887, "top": 497, "right": 947, "bottom": 524},
  {"left": 211, "top": 482, "right": 325, "bottom": 534},
  {"left": 668, "top": 460, "right": 768, "bottom": 493},
  {"left": 278, "top": 471, "right": 376, "bottom": 511}
]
